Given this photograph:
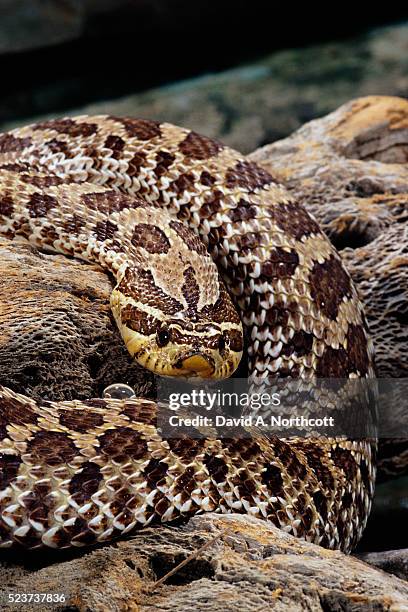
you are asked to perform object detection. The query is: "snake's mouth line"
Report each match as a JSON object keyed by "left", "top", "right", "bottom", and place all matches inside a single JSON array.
[{"left": 176, "top": 352, "right": 215, "bottom": 378}]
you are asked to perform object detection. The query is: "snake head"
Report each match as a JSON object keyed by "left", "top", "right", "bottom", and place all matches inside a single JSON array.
[{"left": 111, "top": 271, "right": 243, "bottom": 381}]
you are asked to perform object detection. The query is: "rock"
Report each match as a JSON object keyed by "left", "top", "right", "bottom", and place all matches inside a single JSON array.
[
  {"left": 357, "top": 548, "right": 408, "bottom": 582},
  {"left": 0, "top": 514, "right": 408, "bottom": 611},
  {"left": 0, "top": 237, "right": 154, "bottom": 402},
  {"left": 249, "top": 95, "right": 408, "bottom": 481}
]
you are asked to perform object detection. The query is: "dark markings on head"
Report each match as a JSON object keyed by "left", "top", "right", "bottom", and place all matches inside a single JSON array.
[
  {"left": 104, "top": 134, "right": 125, "bottom": 158},
  {"left": 346, "top": 324, "right": 369, "bottom": 376},
  {"left": 169, "top": 220, "right": 207, "bottom": 255},
  {"left": 260, "top": 247, "right": 299, "bottom": 279},
  {"left": 33, "top": 119, "right": 98, "bottom": 137},
  {"left": 182, "top": 266, "right": 200, "bottom": 312},
  {"left": 281, "top": 331, "right": 314, "bottom": 358},
  {"left": 121, "top": 304, "right": 161, "bottom": 335},
  {"left": 68, "top": 461, "right": 103, "bottom": 505},
  {"left": 26, "top": 431, "right": 78, "bottom": 466},
  {"left": 27, "top": 193, "right": 58, "bottom": 218},
  {"left": 98, "top": 427, "right": 147, "bottom": 461},
  {"left": 222, "top": 329, "right": 243, "bottom": 352},
  {"left": 94, "top": 220, "right": 118, "bottom": 242},
  {"left": 261, "top": 463, "right": 284, "bottom": 498},
  {"left": 331, "top": 446, "right": 357, "bottom": 478},
  {"left": 82, "top": 190, "right": 135, "bottom": 214},
  {"left": 309, "top": 255, "right": 352, "bottom": 320},
  {"left": 179, "top": 131, "right": 223, "bottom": 160},
  {"left": 114, "top": 117, "right": 162, "bottom": 140},
  {"left": 131, "top": 223, "right": 170, "bottom": 254},
  {"left": 118, "top": 268, "right": 182, "bottom": 315},
  {"left": 0, "top": 454, "right": 22, "bottom": 488},
  {"left": 226, "top": 160, "right": 274, "bottom": 191},
  {"left": 154, "top": 150, "right": 175, "bottom": 176},
  {"left": 0, "top": 134, "right": 32, "bottom": 153},
  {"left": 204, "top": 454, "right": 228, "bottom": 483},
  {"left": 201, "top": 282, "right": 241, "bottom": 325},
  {"left": 59, "top": 409, "right": 104, "bottom": 434}
]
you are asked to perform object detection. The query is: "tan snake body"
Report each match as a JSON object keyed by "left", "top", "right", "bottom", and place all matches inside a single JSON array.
[{"left": 0, "top": 116, "right": 375, "bottom": 551}]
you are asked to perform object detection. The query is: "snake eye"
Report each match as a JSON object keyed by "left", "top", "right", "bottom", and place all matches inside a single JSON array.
[
  {"left": 156, "top": 327, "right": 171, "bottom": 347},
  {"left": 218, "top": 335, "right": 226, "bottom": 352}
]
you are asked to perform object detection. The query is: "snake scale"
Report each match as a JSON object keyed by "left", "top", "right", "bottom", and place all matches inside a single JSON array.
[{"left": 0, "top": 116, "right": 376, "bottom": 552}]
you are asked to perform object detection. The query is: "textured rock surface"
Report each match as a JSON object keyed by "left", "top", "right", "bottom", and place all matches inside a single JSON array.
[
  {"left": 0, "top": 237, "right": 154, "bottom": 402},
  {"left": 0, "top": 514, "right": 407, "bottom": 612}
]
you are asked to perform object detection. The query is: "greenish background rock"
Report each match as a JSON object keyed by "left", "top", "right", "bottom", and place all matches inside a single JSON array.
[{"left": 2, "top": 23, "right": 408, "bottom": 153}]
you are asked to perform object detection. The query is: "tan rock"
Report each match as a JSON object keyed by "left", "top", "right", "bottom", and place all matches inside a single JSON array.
[{"left": 1, "top": 514, "right": 407, "bottom": 611}]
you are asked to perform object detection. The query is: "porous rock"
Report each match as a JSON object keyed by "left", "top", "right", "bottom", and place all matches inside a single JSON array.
[
  {"left": 0, "top": 237, "right": 154, "bottom": 402},
  {"left": 1, "top": 514, "right": 408, "bottom": 612}
]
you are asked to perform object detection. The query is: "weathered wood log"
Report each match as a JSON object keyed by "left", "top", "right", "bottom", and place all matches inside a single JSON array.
[{"left": 0, "top": 514, "right": 407, "bottom": 612}]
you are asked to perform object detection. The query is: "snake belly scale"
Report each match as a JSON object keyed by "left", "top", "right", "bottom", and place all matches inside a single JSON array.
[{"left": 0, "top": 116, "right": 375, "bottom": 552}]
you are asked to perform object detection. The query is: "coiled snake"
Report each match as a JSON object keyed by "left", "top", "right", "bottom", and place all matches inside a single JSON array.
[{"left": 0, "top": 116, "right": 376, "bottom": 551}]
